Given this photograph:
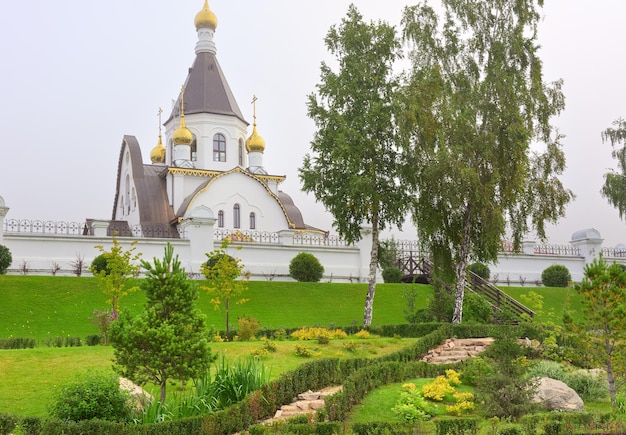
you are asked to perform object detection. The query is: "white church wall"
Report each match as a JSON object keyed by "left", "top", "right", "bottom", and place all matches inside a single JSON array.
[{"left": 189, "top": 173, "right": 290, "bottom": 232}]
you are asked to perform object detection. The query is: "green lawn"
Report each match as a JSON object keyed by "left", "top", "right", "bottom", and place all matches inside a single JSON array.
[
  {"left": 0, "top": 336, "right": 418, "bottom": 417},
  {"left": 0, "top": 276, "right": 432, "bottom": 340}
]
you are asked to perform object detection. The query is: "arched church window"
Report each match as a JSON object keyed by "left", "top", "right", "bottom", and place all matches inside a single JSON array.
[
  {"left": 125, "top": 174, "right": 131, "bottom": 214},
  {"left": 218, "top": 210, "right": 224, "bottom": 228},
  {"left": 249, "top": 212, "right": 256, "bottom": 230},
  {"left": 213, "top": 133, "right": 226, "bottom": 162},
  {"left": 233, "top": 204, "right": 240, "bottom": 229},
  {"left": 191, "top": 134, "right": 197, "bottom": 162},
  {"left": 131, "top": 188, "right": 137, "bottom": 211},
  {"left": 238, "top": 139, "right": 244, "bottom": 166}
]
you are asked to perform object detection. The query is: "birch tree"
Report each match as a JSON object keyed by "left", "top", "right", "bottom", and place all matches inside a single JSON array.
[
  {"left": 601, "top": 118, "right": 626, "bottom": 219},
  {"left": 300, "top": 5, "right": 408, "bottom": 326},
  {"left": 401, "top": 0, "right": 573, "bottom": 323}
]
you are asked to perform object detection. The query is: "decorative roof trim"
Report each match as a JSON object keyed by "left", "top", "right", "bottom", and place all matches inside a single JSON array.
[{"left": 180, "top": 167, "right": 296, "bottom": 229}]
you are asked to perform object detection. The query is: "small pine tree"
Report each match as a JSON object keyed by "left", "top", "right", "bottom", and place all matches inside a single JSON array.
[{"left": 110, "top": 243, "right": 213, "bottom": 403}]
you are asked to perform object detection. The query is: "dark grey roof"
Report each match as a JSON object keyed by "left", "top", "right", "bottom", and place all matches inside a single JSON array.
[
  {"left": 166, "top": 52, "right": 247, "bottom": 124},
  {"left": 277, "top": 191, "right": 306, "bottom": 230},
  {"left": 112, "top": 136, "right": 177, "bottom": 235}
]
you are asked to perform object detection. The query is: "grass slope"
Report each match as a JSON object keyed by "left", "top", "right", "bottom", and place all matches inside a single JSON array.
[
  {"left": 0, "top": 337, "right": 418, "bottom": 417},
  {"left": 0, "top": 276, "right": 432, "bottom": 340}
]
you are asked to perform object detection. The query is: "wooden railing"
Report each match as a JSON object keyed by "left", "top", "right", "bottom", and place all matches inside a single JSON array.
[{"left": 400, "top": 256, "right": 534, "bottom": 322}]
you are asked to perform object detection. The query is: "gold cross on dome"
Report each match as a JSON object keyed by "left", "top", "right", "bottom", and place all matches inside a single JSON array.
[{"left": 251, "top": 95, "right": 258, "bottom": 123}]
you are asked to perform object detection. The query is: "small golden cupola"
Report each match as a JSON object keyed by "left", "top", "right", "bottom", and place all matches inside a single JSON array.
[
  {"left": 150, "top": 108, "right": 166, "bottom": 164},
  {"left": 150, "top": 134, "right": 166, "bottom": 164},
  {"left": 195, "top": 0, "right": 218, "bottom": 31},
  {"left": 173, "top": 90, "right": 193, "bottom": 146},
  {"left": 246, "top": 96, "right": 265, "bottom": 153}
]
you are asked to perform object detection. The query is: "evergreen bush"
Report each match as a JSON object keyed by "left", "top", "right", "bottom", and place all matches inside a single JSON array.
[
  {"left": 382, "top": 266, "right": 402, "bottom": 283},
  {"left": 468, "top": 262, "right": 490, "bottom": 280},
  {"left": 289, "top": 252, "right": 324, "bottom": 282},
  {"left": 49, "top": 371, "right": 134, "bottom": 422},
  {"left": 541, "top": 264, "right": 571, "bottom": 287},
  {"left": 0, "top": 245, "right": 12, "bottom": 274},
  {"left": 89, "top": 254, "right": 111, "bottom": 276}
]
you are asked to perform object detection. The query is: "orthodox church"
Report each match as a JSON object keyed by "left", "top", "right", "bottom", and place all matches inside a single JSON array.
[{"left": 108, "top": 1, "right": 319, "bottom": 239}]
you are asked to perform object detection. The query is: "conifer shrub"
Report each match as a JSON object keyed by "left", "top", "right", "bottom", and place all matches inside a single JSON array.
[
  {"left": 541, "top": 264, "right": 571, "bottom": 287},
  {"left": 289, "top": 252, "right": 324, "bottom": 282},
  {"left": 468, "top": 262, "right": 490, "bottom": 280},
  {"left": 0, "top": 244, "right": 12, "bottom": 274}
]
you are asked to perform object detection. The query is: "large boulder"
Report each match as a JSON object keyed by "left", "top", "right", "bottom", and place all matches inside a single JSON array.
[
  {"left": 532, "top": 377, "right": 583, "bottom": 411},
  {"left": 119, "top": 377, "right": 153, "bottom": 410}
]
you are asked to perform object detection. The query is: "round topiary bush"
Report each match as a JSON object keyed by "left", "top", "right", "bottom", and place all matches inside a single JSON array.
[
  {"left": 90, "top": 254, "right": 111, "bottom": 276},
  {"left": 468, "top": 262, "right": 490, "bottom": 280},
  {"left": 49, "top": 371, "right": 133, "bottom": 422},
  {"left": 0, "top": 244, "right": 12, "bottom": 274},
  {"left": 382, "top": 266, "right": 402, "bottom": 283},
  {"left": 541, "top": 264, "right": 571, "bottom": 287},
  {"left": 289, "top": 252, "right": 324, "bottom": 282}
]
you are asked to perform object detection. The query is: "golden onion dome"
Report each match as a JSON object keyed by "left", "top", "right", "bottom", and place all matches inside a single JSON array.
[
  {"left": 173, "top": 115, "right": 193, "bottom": 145},
  {"left": 245, "top": 123, "right": 266, "bottom": 153},
  {"left": 195, "top": 0, "right": 218, "bottom": 31},
  {"left": 150, "top": 134, "right": 166, "bottom": 164}
]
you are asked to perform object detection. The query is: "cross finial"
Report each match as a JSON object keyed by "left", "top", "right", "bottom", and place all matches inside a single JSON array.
[
  {"left": 157, "top": 107, "right": 163, "bottom": 135},
  {"left": 251, "top": 95, "right": 258, "bottom": 124},
  {"left": 180, "top": 86, "right": 186, "bottom": 117}
]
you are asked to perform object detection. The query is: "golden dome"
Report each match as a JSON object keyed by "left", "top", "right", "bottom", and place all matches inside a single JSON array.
[
  {"left": 195, "top": 0, "right": 218, "bottom": 31},
  {"left": 246, "top": 123, "right": 266, "bottom": 153},
  {"left": 150, "top": 134, "right": 166, "bottom": 164},
  {"left": 173, "top": 115, "right": 193, "bottom": 145}
]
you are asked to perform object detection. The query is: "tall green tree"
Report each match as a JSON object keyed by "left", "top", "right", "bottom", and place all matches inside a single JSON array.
[
  {"left": 91, "top": 238, "right": 142, "bottom": 318},
  {"left": 300, "top": 5, "right": 409, "bottom": 326},
  {"left": 601, "top": 118, "right": 626, "bottom": 219},
  {"left": 573, "top": 257, "right": 626, "bottom": 408},
  {"left": 110, "top": 243, "right": 213, "bottom": 403},
  {"left": 201, "top": 241, "right": 249, "bottom": 340},
  {"left": 401, "top": 0, "right": 573, "bottom": 324}
]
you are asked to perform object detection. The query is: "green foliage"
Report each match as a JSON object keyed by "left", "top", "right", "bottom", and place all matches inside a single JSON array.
[
  {"left": 378, "top": 239, "right": 399, "bottom": 270},
  {"left": 236, "top": 315, "right": 261, "bottom": 341},
  {"left": 601, "top": 118, "right": 626, "bottom": 219},
  {"left": 90, "top": 309, "right": 113, "bottom": 345},
  {"left": 462, "top": 292, "right": 494, "bottom": 324},
  {"left": 0, "top": 413, "right": 17, "bottom": 435},
  {"left": 402, "top": 0, "right": 572, "bottom": 324},
  {"left": 300, "top": 5, "right": 409, "bottom": 326},
  {"left": 433, "top": 418, "right": 479, "bottom": 435},
  {"left": 541, "top": 264, "right": 572, "bottom": 287},
  {"left": 382, "top": 266, "right": 402, "bottom": 283},
  {"left": 90, "top": 238, "right": 141, "bottom": 317},
  {"left": 201, "top": 241, "right": 249, "bottom": 339},
  {"left": 48, "top": 371, "right": 133, "bottom": 422},
  {"left": 110, "top": 243, "right": 213, "bottom": 404},
  {"left": 392, "top": 383, "right": 433, "bottom": 422},
  {"left": 289, "top": 252, "right": 324, "bottom": 282},
  {"left": 403, "top": 286, "right": 433, "bottom": 323},
  {"left": 468, "top": 262, "right": 490, "bottom": 280},
  {"left": 89, "top": 253, "right": 110, "bottom": 276},
  {"left": 573, "top": 256, "right": 626, "bottom": 407},
  {"left": 0, "top": 245, "right": 11, "bottom": 274},
  {"left": 0, "top": 337, "right": 36, "bottom": 349},
  {"left": 474, "top": 336, "right": 538, "bottom": 419}
]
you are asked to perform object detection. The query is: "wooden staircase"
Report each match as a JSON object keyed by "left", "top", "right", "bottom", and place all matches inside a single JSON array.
[{"left": 400, "top": 256, "right": 534, "bottom": 322}]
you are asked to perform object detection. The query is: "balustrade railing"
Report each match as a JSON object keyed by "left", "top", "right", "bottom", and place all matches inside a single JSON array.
[
  {"left": 602, "top": 247, "right": 626, "bottom": 258},
  {"left": 214, "top": 229, "right": 279, "bottom": 244},
  {"left": 293, "top": 233, "right": 348, "bottom": 246},
  {"left": 3, "top": 219, "right": 86, "bottom": 235},
  {"left": 533, "top": 244, "right": 580, "bottom": 256}
]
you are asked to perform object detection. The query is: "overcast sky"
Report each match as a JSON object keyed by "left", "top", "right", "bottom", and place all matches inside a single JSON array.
[{"left": 0, "top": 1, "right": 624, "bottom": 247}]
